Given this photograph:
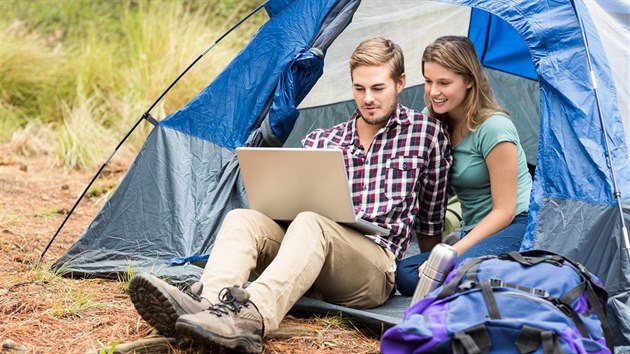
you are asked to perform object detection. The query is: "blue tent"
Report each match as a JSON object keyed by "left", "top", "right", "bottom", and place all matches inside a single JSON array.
[{"left": 54, "top": 0, "right": 630, "bottom": 349}]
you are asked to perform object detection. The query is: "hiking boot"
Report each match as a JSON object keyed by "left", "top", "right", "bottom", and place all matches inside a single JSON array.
[
  {"left": 175, "top": 286, "right": 264, "bottom": 353},
  {"left": 129, "top": 273, "right": 211, "bottom": 337}
]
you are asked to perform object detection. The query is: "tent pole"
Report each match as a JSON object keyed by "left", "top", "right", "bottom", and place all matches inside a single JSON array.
[
  {"left": 36, "top": 2, "right": 268, "bottom": 268},
  {"left": 573, "top": 1, "right": 630, "bottom": 261}
]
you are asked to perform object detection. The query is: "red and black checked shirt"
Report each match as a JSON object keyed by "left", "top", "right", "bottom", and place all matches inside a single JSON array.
[{"left": 301, "top": 104, "right": 451, "bottom": 261}]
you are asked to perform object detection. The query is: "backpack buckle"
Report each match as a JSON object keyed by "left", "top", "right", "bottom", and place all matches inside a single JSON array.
[
  {"left": 458, "top": 280, "right": 476, "bottom": 291},
  {"left": 531, "top": 288, "right": 550, "bottom": 298},
  {"left": 556, "top": 302, "right": 574, "bottom": 317},
  {"left": 489, "top": 278, "right": 504, "bottom": 287}
]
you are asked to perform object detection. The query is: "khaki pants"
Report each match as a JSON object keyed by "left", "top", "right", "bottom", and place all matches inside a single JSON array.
[{"left": 199, "top": 209, "right": 396, "bottom": 332}]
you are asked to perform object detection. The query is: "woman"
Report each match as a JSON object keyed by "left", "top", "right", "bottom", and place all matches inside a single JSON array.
[{"left": 396, "top": 36, "right": 532, "bottom": 296}]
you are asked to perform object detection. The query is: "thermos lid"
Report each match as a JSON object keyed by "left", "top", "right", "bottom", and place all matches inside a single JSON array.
[{"left": 426, "top": 243, "right": 458, "bottom": 276}]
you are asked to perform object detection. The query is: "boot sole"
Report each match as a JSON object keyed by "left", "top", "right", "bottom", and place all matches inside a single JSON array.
[
  {"left": 176, "top": 320, "right": 263, "bottom": 353},
  {"left": 129, "top": 274, "right": 180, "bottom": 337}
]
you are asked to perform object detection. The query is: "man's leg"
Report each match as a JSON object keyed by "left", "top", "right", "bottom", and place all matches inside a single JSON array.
[
  {"left": 245, "top": 211, "right": 395, "bottom": 330},
  {"left": 128, "top": 274, "right": 211, "bottom": 336},
  {"left": 177, "top": 211, "right": 395, "bottom": 353},
  {"left": 129, "top": 208, "right": 284, "bottom": 338},
  {"left": 305, "top": 221, "right": 396, "bottom": 309},
  {"left": 199, "top": 208, "right": 286, "bottom": 301}
]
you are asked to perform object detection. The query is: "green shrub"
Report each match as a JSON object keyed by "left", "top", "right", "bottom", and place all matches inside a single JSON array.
[{"left": 0, "top": 0, "right": 266, "bottom": 169}]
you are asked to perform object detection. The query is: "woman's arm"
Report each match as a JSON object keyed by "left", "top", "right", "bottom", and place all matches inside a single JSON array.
[{"left": 452, "top": 141, "right": 518, "bottom": 256}]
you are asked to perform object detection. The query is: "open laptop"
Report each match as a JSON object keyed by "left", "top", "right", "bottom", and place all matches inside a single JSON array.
[{"left": 236, "top": 147, "right": 389, "bottom": 236}]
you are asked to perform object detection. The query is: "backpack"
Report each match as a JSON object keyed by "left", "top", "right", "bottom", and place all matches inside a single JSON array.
[{"left": 381, "top": 250, "right": 614, "bottom": 354}]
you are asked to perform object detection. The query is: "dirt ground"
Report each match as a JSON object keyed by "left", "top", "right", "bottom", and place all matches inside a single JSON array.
[{"left": 0, "top": 147, "right": 381, "bottom": 354}]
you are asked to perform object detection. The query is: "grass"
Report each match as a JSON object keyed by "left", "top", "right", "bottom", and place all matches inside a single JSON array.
[
  {"left": 22, "top": 262, "right": 127, "bottom": 329},
  {"left": 316, "top": 312, "right": 354, "bottom": 331},
  {"left": 0, "top": 208, "right": 24, "bottom": 226},
  {"left": 33, "top": 208, "right": 64, "bottom": 218},
  {"left": 86, "top": 181, "right": 118, "bottom": 198},
  {"left": 32, "top": 261, "right": 71, "bottom": 282},
  {"left": 117, "top": 262, "right": 136, "bottom": 293},
  {"left": 0, "top": 0, "right": 267, "bottom": 170},
  {"left": 96, "top": 340, "right": 119, "bottom": 354},
  {"left": 49, "top": 287, "right": 105, "bottom": 318}
]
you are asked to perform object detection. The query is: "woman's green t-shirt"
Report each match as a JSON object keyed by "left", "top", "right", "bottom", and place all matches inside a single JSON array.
[{"left": 423, "top": 109, "right": 532, "bottom": 231}]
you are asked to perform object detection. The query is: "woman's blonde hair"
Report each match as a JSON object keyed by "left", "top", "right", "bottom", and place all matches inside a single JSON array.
[
  {"left": 422, "top": 36, "right": 506, "bottom": 131},
  {"left": 350, "top": 37, "right": 405, "bottom": 83}
]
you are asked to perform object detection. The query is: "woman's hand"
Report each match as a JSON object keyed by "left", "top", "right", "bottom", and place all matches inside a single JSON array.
[{"left": 417, "top": 261, "right": 427, "bottom": 278}]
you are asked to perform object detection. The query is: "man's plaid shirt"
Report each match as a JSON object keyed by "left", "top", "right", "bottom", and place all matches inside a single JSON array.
[{"left": 301, "top": 104, "right": 451, "bottom": 261}]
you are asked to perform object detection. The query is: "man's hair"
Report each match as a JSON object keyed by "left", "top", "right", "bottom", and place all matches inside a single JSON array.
[
  {"left": 349, "top": 37, "right": 405, "bottom": 82},
  {"left": 421, "top": 35, "right": 506, "bottom": 130}
]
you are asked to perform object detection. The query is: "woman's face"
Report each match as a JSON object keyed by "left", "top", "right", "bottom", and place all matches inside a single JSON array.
[{"left": 423, "top": 61, "right": 472, "bottom": 120}]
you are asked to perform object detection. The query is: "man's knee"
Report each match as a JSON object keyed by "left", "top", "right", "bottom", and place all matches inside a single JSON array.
[
  {"left": 287, "top": 211, "right": 333, "bottom": 243},
  {"left": 220, "top": 209, "right": 281, "bottom": 242},
  {"left": 223, "top": 208, "right": 268, "bottom": 225},
  {"left": 291, "top": 211, "right": 331, "bottom": 234},
  {"left": 226, "top": 208, "right": 257, "bottom": 219},
  {"left": 293, "top": 211, "right": 323, "bottom": 223}
]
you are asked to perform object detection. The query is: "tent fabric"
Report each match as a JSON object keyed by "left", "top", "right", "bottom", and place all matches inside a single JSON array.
[
  {"left": 264, "top": 49, "right": 325, "bottom": 145},
  {"left": 54, "top": 0, "right": 345, "bottom": 280},
  {"left": 263, "top": 0, "right": 360, "bottom": 145},
  {"left": 55, "top": 127, "right": 242, "bottom": 284},
  {"left": 468, "top": 9, "right": 537, "bottom": 80},
  {"left": 54, "top": 0, "right": 630, "bottom": 349},
  {"left": 159, "top": 0, "right": 341, "bottom": 149},
  {"left": 596, "top": 0, "right": 629, "bottom": 31},
  {"left": 585, "top": 0, "right": 629, "bottom": 152},
  {"left": 298, "top": 1, "right": 472, "bottom": 109}
]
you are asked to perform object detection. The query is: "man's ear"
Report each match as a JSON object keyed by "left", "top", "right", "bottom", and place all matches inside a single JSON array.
[{"left": 396, "top": 73, "right": 407, "bottom": 94}]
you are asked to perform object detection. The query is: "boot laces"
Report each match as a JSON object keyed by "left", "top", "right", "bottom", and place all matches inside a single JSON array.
[
  {"left": 206, "top": 286, "right": 250, "bottom": 317},
  {"left": 183, "top": 290, "right": 203, "bottom": 302}
]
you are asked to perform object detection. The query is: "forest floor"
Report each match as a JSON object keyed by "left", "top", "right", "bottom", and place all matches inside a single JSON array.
[{"left": 0, "top": 147, "right": 381, "bottom": 354}]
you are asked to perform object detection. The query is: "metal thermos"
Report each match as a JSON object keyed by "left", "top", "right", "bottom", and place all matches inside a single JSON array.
[{"left": 410, "top": 243, "right": 457, "bottom": 304}]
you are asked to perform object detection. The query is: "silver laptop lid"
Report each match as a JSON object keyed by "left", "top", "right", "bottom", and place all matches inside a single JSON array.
[{"left": 236, "top": 147, "right": 359, "bottom": 223}]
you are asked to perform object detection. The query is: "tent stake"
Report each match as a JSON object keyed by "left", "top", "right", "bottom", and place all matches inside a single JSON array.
[
  {"left": 36, "top": 2, "right": 268, "bottom": 268},
  {"left": 573, "top": 1, "right": 630, "bottom": 261}
]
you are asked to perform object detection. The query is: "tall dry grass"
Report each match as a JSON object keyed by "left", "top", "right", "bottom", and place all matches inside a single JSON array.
[{"left": 0, "top": 0, "right": 266, "bottom": 169}]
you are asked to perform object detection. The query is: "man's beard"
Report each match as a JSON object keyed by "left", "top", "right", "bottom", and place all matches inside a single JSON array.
[{"left": 361, "top": 103, "right": 396, "bottom": 126}]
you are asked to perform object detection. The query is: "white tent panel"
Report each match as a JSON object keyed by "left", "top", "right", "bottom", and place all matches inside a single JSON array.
[
  {"left": 587, "top": 0, "right": 630, "bottom": 155},
  {"left": 300, "top": 1, "right": 470, "bottom": 109}
]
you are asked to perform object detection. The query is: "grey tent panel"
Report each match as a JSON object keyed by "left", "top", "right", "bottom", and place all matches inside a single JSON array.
[
  {"left": 289, "top": 72, "right": 539, "bottom": 165},
  {"left": 535, "top": 199, "right": 630, "bottom": 349},
  {"left": 54, "top": 126, "right": 248, "bottom": 284},
  {"left": 485, "top": 68, "right": 540, "bottom": 166},
  {"left": 608, "top": 291, "right": 630, "bottom": 354},
  {"left": 285, "top": 84, "right": 426, "bottom": 148},
  {"left": 284, "top": 100, "right": 356, "bottom": 148}
]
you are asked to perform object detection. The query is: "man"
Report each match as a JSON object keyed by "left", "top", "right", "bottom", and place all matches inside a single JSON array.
[{"left": 129, "top": 37, "right": 451, "bottom": 353}]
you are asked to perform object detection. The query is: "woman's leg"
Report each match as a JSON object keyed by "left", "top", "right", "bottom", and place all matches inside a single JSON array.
[
  {"left": 395, "top": 213, "right": 528, "bottom": 296},
  {"left": 458, "top": 213, "right": 528, "bottom": 260},
  {"left": 395, "top": 252, "right": 430, "bottom": 296}
]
